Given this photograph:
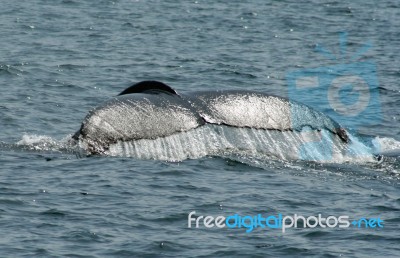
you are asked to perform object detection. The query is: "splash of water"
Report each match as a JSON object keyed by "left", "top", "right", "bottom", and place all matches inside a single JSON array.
[
  {"left": 105, "top": 124, "right": 380, "bottom": 163},
  {"left": 1, "top": 134, "right": 79, "bottom": 154},
  {"left": 2, "top": 127, "right": 399, "bottom": 169}
]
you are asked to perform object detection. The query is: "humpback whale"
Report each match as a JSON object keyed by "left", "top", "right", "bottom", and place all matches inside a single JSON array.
[{"left": 73, "top": 81, "right": 349, "bottom": 155}]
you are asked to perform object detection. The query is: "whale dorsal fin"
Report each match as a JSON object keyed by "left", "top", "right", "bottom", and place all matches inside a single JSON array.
[{"left": 119, "top": 81, "right": 178, "bottom": 96}]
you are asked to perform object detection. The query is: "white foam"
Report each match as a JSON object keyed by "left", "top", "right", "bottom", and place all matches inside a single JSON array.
[
  {"left": 17, "top": 134, "right": 58, "bottom": 150},
  {"left": 372, "top": 136, "right": 400, "bottom": 153},
  {"left": 16, "top": 133, "right": 76, "bottom": 153}
]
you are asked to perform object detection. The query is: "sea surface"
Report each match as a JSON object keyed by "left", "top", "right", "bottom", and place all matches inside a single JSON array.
[{"left": 1, "top": 0, "right": 400, "bottom": 257}]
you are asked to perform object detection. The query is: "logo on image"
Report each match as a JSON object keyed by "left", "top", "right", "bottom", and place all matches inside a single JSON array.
[{"left": 286, "top": 32, "right": 381, "bottom": 161}]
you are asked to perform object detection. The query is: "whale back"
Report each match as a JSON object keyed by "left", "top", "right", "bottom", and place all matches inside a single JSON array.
[
  {"left": 185, "top": 90, "right": 348, "bottom": 142},
  {"left": 77, "top": 91, "right": 204, "bottom": 154},
  {"left": 75, "top": 82, "right": 348, "bottom": 154}
]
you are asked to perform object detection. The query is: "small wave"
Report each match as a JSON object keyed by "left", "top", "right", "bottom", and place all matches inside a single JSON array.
[{"left": 0, "top": 64, "right": 26, "bottom": 77}]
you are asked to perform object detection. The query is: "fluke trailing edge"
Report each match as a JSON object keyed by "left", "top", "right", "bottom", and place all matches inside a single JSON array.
[{"left": 73, "top": 81, "right": 349, "bottom": 155}]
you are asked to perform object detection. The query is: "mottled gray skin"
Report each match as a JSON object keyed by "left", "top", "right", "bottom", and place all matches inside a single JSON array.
[
  {"left": 74, "top": 82, "right": 348, "bottom": 154},
  {"left": 75, "top": 92, "right": 205, "bottom": 154},
  {"left": 184, "top": 91, "right": 347, "bottom": 135}
]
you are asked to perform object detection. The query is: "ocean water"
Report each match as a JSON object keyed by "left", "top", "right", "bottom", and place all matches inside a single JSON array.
[{"left": 1, "top": 0, "right": 400, "bottom": 257}]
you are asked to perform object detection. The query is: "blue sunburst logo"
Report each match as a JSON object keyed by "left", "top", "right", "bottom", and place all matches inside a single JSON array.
[{"left": 286, "top": 32, "right": 382, "bottom": 161}]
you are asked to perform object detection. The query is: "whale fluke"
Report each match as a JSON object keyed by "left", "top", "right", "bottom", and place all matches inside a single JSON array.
[{"left": 119, "top": 81, "right": 178, "bottom": 96}]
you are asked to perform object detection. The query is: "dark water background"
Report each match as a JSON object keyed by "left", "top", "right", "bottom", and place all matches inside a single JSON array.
[{"left": 1, "top": 0, "right": 400, "bottom": 257}]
